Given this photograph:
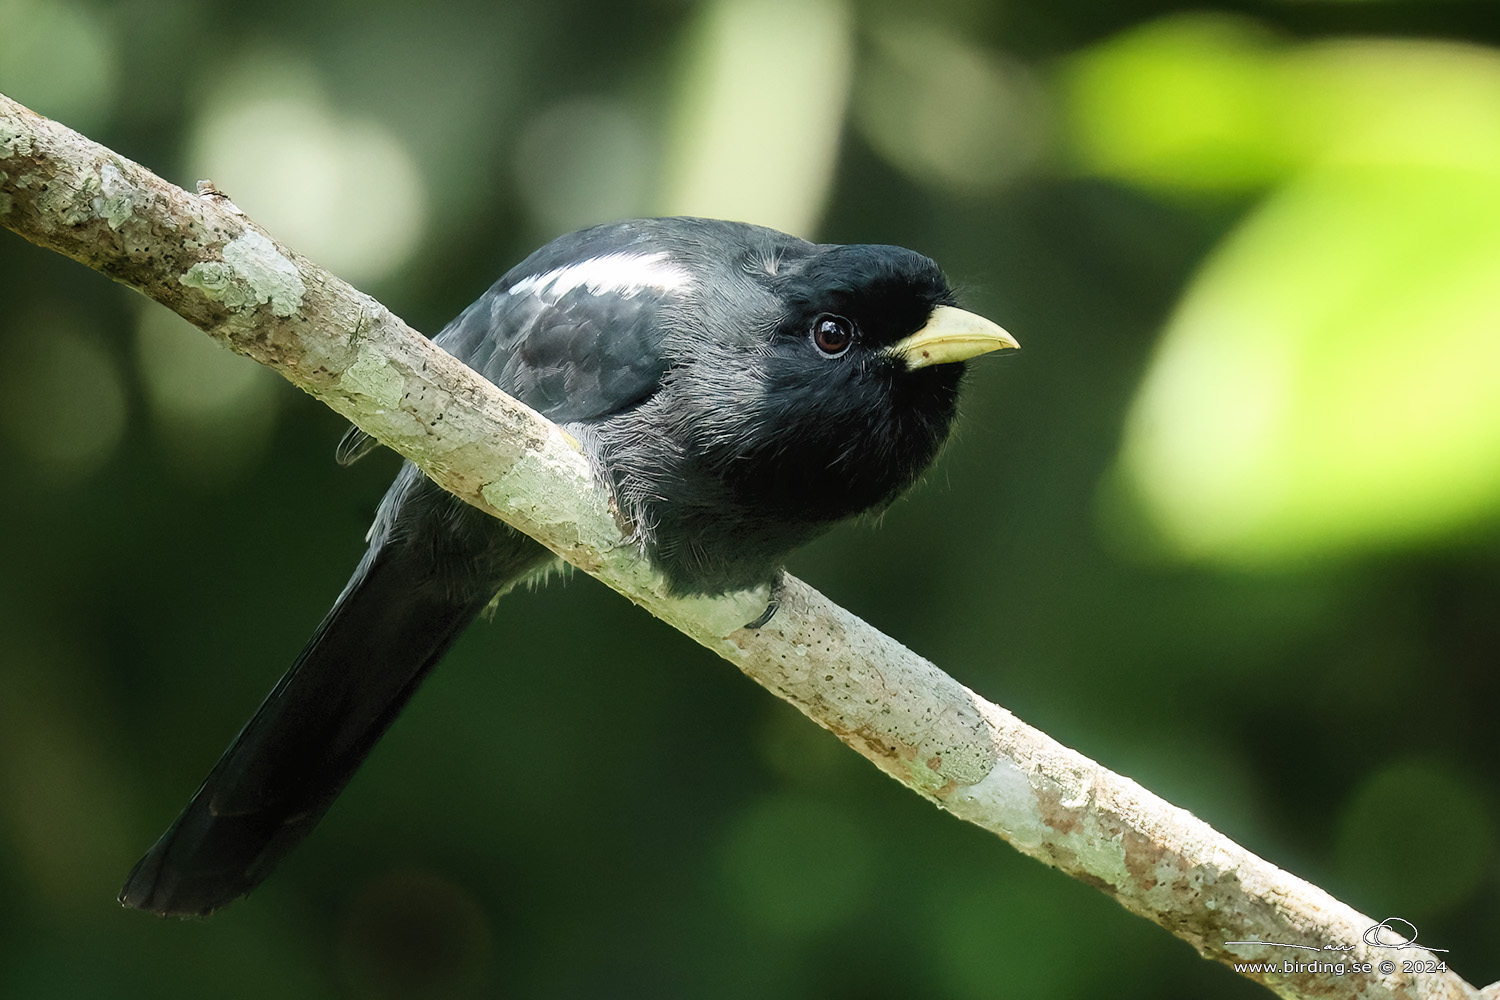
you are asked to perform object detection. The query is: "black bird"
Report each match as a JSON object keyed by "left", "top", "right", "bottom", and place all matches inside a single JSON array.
[{"left": 119, "top": 216, "right": 1016, "bottom": 916}]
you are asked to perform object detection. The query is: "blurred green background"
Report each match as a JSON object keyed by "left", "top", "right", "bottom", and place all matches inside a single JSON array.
[{"left": 3, "top": 0, "right": 1499, "bottom": 996}]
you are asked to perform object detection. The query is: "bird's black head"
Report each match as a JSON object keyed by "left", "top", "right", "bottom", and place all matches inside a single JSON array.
[
  {"left": 773, "top": 243, "right": 957, "bottom": 358},
  {"left": 726, "top": 243, "right": 1000, "bottom": 515},
  {"left": 596, "top": 230, "right": 1015, "bottom": 594}
]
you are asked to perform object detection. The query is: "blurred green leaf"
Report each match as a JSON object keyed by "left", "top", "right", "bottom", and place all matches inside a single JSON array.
[
  {"left": 1061, "top": 14, "right": 1290, "bottom": 195},
  {"left": 1115, "top": 163, "right": 1500, "bottom": 564},
  {"left": 1064, "top": 15, "right": 1500, "bottom": 195}
]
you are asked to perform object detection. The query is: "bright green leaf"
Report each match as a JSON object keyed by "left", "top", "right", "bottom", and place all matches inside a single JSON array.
[{"left": 1115, "top": 164, "right": 1500, "bottom": 565}]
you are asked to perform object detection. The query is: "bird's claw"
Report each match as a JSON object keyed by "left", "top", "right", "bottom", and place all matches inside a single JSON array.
[{"left": 743, "top": 574, "right": 786, "bottom": 629}]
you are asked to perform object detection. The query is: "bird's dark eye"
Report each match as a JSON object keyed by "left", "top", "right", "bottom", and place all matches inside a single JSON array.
[{"left": 811, "top": 314, "right": 854, "bottom": 357}]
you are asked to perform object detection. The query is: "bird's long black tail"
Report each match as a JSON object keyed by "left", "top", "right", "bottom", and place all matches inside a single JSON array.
[{"left": 120, "top": 512, "right": 547, "bottom": 917}]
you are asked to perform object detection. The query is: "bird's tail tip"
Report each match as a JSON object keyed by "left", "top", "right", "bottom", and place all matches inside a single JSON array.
[{"left": 117, "top": 836, "right": 235, "bottom": 918}]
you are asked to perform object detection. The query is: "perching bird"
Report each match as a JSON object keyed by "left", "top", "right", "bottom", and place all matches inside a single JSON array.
[{"left": 119, "top": 216, "right": 1016, "bottom": 916}]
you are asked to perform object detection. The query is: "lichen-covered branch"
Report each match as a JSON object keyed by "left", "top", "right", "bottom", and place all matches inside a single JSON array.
[{"left": 0, "top": 91, "right": 1482, "bottom": 1000}]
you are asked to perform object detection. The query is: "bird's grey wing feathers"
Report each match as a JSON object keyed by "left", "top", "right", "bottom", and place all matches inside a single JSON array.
[
  {"left": 338, "top": 224, "right": 689, "bottom": 465},
  {"left": 437, "top": 276, "right": 670, "bottom": 423}
]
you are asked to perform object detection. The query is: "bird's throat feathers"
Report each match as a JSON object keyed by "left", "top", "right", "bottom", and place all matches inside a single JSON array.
[{"left": 596, "top": 335, "right": 964, "bottom": 596}]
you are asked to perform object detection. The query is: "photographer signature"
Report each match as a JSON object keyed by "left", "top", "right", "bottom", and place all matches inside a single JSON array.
[{"left": 1226, "top": 917, "right": 1449, "bottom": 954}]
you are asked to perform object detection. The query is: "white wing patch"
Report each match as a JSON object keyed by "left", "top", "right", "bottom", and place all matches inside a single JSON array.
[{"left": 509, "top": 251, "right": 693, "bottom": 300}]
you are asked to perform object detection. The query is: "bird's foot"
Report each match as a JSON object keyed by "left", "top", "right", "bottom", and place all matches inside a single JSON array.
[{"left": 743, "top": 574, "right": 786, "bottom": 629}]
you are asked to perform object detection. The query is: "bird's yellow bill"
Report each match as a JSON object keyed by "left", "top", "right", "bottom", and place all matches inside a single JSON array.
[{"left": 888, "top": 305, "right": 1018, "bottom": 369}]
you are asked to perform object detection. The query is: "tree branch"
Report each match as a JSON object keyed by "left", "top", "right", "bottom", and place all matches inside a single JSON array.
[{"left": 1, "top": 92, "right": 1483, "bottom": 1000}]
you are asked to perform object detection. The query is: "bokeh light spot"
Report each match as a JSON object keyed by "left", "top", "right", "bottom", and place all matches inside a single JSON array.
[
  {"left": 856, "top": 20, "right": 1048, "bottom": 194},
  {"left": 1337, "top": 760, "right": 1494, "bottom": 918},
  {"left": 0, "top": 0, "right": 117, "bottom": 130},
  {"left": 0, "top": 636, "right": 133, "bottom": 917},
  {"left": 514, "top": 97, "right": 654, "bottom": 237},
  {"left": 719, "top": 794, "right": 876, "bottom": 936},
  {"left": 662, "top": 0, "right": 852, "bottom": 236},
  {"left": 133, "top": 305, "right": 282, "bottom": 484},
  {"left": 0, "top": 313, "right": 126, "bottom": 482},
  {"left": 185, "top": 51, "right": 427, "bottom": 285}
]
